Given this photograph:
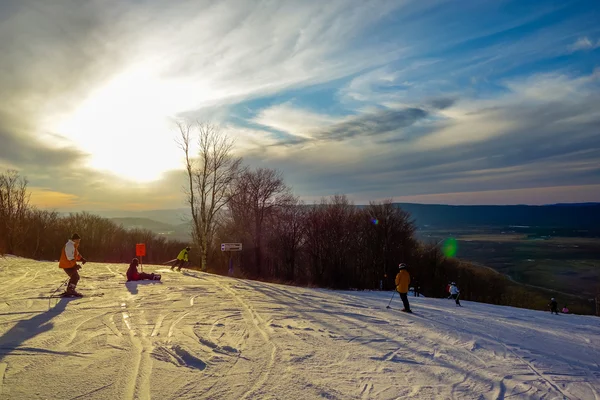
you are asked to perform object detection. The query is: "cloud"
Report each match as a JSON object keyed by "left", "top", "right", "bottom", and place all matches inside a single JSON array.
[
  {"left": 569, "top": 36, "right": 600, "bottom": 52},
  {"left": 0, "top": 113, "right": 86, "bottom": 172},
  {"left": 235, "top": 69, "right": 600, "bottom": 204},
  {"left": 317, "top": 107, "right": 429, "bottom": 141},
  {"left": 253, "top": 103, "right": 339, "bottom": 139}
]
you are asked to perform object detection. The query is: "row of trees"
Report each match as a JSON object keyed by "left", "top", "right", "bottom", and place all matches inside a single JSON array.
[{"left": 0, "top": 170, "right": 187, "bottom": 264}]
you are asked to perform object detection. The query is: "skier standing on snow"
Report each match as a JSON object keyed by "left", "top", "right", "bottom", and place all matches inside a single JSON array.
[
  {"left": 58, "top": 233, "right": 87, "bottom": 296},
  {"left": 449, "top": 282, "right": 462, "bottom": 307},
  {"left": 127, "top": 258, "right": 161, "bottom": 282},
  {"left": 562, "top": 305, "right": 569, "bottom": 314},
  {"left": 395, "top": 263, "right": 412, "bottom": 313},
  {"left": 549, "top": 298, "right": 559, "bottom": 315},
  {"left": 171, "top": 246, "right": 190, "bottom": 271}
]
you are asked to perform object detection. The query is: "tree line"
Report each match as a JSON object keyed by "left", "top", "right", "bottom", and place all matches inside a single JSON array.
[{"left": 0, "top": 170, "right": 187, "bottom": 264}]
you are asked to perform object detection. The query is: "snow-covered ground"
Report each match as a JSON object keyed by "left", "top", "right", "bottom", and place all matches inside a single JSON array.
[{"left": 1, "top": 257, "right": 599, "bottom": 399}]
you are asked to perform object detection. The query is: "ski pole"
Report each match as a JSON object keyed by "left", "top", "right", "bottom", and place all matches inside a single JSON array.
[
  {"left": 386, "top": 291, "right": 396, "bottom": 309},
  {"left": 49, "top": 277, "right": 69, "bottom": 310}
]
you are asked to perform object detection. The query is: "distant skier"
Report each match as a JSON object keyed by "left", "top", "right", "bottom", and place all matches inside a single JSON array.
[
  {"left": 171, "top": 246, "right": 190, "bottom": 271},
  {"left": 58, "top": 233, "right": 87, "bottom": 297},
  {"left": 548, "top": 298, "right": 559, "bottom": 315},
  {"left": 395, "top": 263, "right": 412, "bottom": 313},
  {"left": 127, "top": 258, "right": 161, "bottom": 282},
  {"left": 449, "top": 282, "right": 462, "bottom": 307},
  {"left": 562, "top": 305, "right": 569, "bottom": 314}
]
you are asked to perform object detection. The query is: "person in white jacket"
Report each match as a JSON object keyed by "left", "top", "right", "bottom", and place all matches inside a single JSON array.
[{"left": 449, "top": 282, "right": 462, "bottom": 307}]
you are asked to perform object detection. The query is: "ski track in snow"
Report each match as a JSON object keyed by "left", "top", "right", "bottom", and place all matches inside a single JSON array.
[{"left": 1, "top": 257, "right": 600, "bottom": 399}]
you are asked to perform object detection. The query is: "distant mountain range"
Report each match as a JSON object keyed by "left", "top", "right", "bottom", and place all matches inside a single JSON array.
[
  {"left": 107, "top": 216, "right": 192, "bottom": 242},
  {"left": 90, "top": 209, "right": 192, "bottom": 226},
  {"left": 394, "top": 203, "right": 600, "bottom": 229}
]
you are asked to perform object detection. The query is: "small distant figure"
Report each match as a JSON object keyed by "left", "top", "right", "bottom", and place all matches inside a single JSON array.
[
  {"left": 449, "top": 282, "right": 462, "bottom": 307},
  {"left": 395, "top": 263, "right": 412, "bottom": 313},
  {"left": 549, "top": 298, "right": 559, "bottom": 315},
  {"left": 172, "top": 246, "right": 191, "bottom": 271},
  {"left": 562, "top": 305, "right": 569, "bottom": 314},
  {"left": 127, "top": 258, "right": 161, "bottom": 282}
]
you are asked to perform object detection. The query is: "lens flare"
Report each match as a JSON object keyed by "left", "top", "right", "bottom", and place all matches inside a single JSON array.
[{"left": 443, "top": 237, "right": 458, "bottom": 258}]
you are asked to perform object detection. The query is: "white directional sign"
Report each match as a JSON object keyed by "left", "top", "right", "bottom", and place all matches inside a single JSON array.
[{"left": 221, "top": 243, "right": 242, "bottom": 251}]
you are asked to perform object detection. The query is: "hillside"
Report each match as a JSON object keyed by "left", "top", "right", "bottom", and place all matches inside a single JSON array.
[
  {"left": 110, "top": 217, "right": 192, "bottom": 242},
  {"left": 111, "top": 217, "right": 177, "bottom": 232},
  {"left": 1, "top": 257, "right": 599, "bottom": 399},
  {"left": 395, "top": 202, "right": 600, "bottom": 231}
]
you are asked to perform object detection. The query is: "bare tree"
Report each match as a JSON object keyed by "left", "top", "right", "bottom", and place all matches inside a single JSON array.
[
  {"left": 0, "top": 170, "right": 31, "bottom": 254},
  {"left": 177, "top": 121, "right": 242, "bottom": 271},
  {"left": 270, "top": 199, "right": 306, "bottom": 281},
  {"left": 229, "top": 168, "right": 294, "bottom": 277}
]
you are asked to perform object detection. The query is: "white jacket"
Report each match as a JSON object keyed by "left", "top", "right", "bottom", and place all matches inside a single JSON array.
[{"left": 449, "top": 285, "right": 460, "bottom": 295}]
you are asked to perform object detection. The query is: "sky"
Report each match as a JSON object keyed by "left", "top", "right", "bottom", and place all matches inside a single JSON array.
[{"left": 1, "top": 0, "right": 599, "bottom": 211}]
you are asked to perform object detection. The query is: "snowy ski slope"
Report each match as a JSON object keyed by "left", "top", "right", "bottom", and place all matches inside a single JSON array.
[{"left": 1, "top": 256, "right": 599, "bottom": 399}]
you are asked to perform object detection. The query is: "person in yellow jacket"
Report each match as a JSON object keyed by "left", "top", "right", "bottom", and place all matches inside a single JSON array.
[
  {"left": 395, "top": 263, "right": 412, "bottom": 313},
  {"left": 58, "top": 233, "right": 87, "bottom": 296},
  {"left": 172, "top": 246, "right": 191, "bottom": 271}
]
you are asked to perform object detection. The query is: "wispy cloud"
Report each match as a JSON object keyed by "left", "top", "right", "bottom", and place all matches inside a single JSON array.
[{"left": 569, "top": 36, "right": 600, "bottom": 52}]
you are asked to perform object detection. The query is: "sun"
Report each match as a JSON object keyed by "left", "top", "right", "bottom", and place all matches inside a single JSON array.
[{"left": 50, "top": 65, "right": 203, "bottom": 182}]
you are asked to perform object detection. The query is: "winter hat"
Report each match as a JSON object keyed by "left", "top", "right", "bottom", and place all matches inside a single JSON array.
[
  {"left": 398, "top": 263, "right": 407, "bottom": 270},
  {"left": 71, "top": 233, "right": 81, "bottom": 240},
  {"left": 131, "top": 258, "right": 139, "bottom": 266}
]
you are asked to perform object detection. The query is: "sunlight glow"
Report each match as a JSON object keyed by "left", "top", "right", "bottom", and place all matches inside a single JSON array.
[{"left": 51, "top": 64, "right": 208, "bottom": 182}]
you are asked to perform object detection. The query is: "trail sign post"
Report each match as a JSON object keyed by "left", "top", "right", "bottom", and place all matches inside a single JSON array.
[
  {"left": 221, "top": 243, "right": 242, "bottom": 252},
  {"left": 221, "top": 243, "right": 242, "bottom": 276},
  {"left": 136, "top": 243, "right": 146, "bottom": 272}
]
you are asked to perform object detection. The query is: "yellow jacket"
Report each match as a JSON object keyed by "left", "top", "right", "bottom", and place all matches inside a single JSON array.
[
  {"left": 177, "top": 248, "right": 189, "bottom": 262},
  {"left": 395, "top": 269, "right": 410, "bottom": 293}
]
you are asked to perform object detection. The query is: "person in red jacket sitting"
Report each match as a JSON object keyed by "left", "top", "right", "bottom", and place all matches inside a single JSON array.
[{"left": 126, "top": 258, "right": 161, "bottom": 282}]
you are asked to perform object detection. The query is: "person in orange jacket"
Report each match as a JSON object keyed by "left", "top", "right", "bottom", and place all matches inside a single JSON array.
[
  {"left": 58, "top": 233, "right": 87, "bottom": 296},
  {"left": 395, "top": 263, "right": 412, "bottom": 313}
]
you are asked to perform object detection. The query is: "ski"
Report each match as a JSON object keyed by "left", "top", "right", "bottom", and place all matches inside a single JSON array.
[
  {"left": 51, "top": 292, "right": 105, "bottom": 299},
  {"left": 385, "top": 307, "right": 419, "bottom": 315}
]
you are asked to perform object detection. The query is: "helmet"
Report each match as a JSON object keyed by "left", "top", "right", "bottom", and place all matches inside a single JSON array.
[
  {"left": 131, "top": 258, "right": 139, "bottom": 265},
  {"left": 551, "top": 297, "right": 555, "bottom": 301},
  {"left": 451, "top": 282, "right": 456, "bottom": 285},
  {"left": 186, "top": 246, "right": 191, "bottom": 250},
  {"left": 398, "top": 263, "right": 407, "bottom": 269}
]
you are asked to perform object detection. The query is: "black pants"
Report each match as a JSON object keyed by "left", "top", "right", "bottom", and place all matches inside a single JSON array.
[
  {"left": 451, "top": 294, "right": 461, "bottom": 305},
  {"left": 63, "top": 266, "right": 80, "bottom": 288},
  {"left": 172, "top": 259, "right": 186, "bottom": 269},
  {"left": 399, "top": 292, "right": 411, "bottom": 311}
]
